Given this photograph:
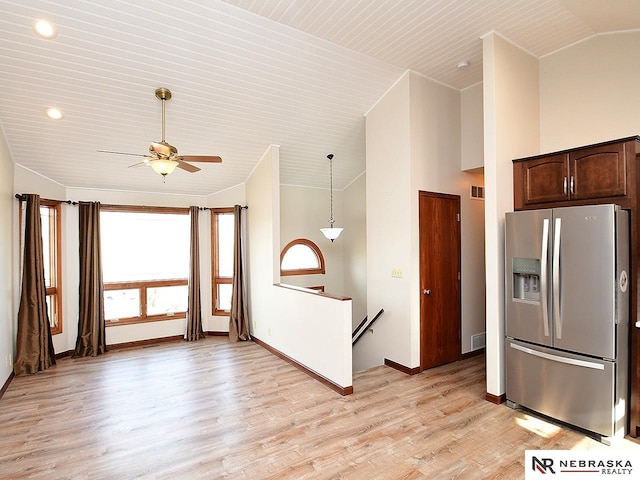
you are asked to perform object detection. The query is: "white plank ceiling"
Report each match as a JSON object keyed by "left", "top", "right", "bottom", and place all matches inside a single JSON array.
[{"left": 1, "top": 0, "right": 639, "bottom": 196}]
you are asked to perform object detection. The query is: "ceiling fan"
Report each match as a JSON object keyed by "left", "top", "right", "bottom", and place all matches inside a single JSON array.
[{"left": 98, "top": 87, "right": 222, "bottom": 180}]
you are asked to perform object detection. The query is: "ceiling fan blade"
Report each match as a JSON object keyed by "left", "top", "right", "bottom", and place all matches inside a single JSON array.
[
  {"left": 97, "top": 150, "right": 149, "bottom": 157},
  {"left": 178, "top": 155, "right": 222, "bottom": 163},
  {"left": 128, "top": 160, "right": 150, "bottom": 168},
  {"left": 176, "top": 161, "right": 200, "bottom": 173}
]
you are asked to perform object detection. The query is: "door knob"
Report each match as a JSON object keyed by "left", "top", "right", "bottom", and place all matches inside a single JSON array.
[{"left": 423, "top": 289, "right": 431, "bottom": 295}]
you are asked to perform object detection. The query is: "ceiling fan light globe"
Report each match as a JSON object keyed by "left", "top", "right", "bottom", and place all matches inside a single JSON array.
[{"left": 150, "top": 159, "right": 178, "bottom": 175}]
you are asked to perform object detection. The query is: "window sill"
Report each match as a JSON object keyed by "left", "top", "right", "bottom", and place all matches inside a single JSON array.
[{"left": 106, "top": 315, "right": 186, "bottom": 327}]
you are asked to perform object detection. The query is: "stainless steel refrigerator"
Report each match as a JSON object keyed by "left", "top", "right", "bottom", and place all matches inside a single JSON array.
[{"left": 505, "top": 204, "right": 629, "bottom": 440}]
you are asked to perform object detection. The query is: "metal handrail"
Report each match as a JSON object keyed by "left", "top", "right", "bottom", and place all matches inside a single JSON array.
[
  {"left": 352, "top": 315, "right": 368, "bottom": 339},
  {"left": 352, "top": 308, "right": 384, "bottom": 346}
]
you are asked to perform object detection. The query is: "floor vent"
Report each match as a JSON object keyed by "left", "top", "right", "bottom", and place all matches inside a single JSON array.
[
  {"left": 471, "top": 333, "right": 486, "bottom": 350},
  {"left": 470, "top": 185, "right": 485, "bottom": 200}
]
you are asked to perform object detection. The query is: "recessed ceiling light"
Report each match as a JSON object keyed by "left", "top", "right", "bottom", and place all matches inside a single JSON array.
[
  {"left": 457, "top": 60, "right": 470, "bottom": 69},
  {"left": 34, "top": 20, "right": 57, "bottom": 39},
  {"left": 45, "top": 107, "right": 64, "bottom": 120}
]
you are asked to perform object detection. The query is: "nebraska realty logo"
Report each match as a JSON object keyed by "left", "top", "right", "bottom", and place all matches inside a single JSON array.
[{"left": 525, "top": 451, "right": 638, "bottom": 479}]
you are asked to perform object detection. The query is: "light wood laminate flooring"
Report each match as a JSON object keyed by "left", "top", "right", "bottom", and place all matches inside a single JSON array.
[{"left": 0, "top": 337, "right": 637, "bottom": 479}]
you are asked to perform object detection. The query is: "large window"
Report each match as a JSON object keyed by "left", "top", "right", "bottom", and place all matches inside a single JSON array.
[
  {"left": 18, "top": 200, "right": 63, "bottom": 334},
  {"left": 211, "top": 208, "right": 235, "bottom": 315},
  {"left": 101, "top": 207, "right": 190, "bottom": 326}
]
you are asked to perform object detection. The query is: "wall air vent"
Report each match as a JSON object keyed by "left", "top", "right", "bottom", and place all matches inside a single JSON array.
[
  {"left": 470, "top": 185, "right": 485, "bottom": 200},
  {"left": 471, "top": 332, "right": 486, "bottom": 351}
]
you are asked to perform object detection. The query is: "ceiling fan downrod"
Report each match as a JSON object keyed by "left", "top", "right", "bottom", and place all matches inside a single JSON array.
[{"left": 155, "top": 87, "right": 171, "bottom": 143}]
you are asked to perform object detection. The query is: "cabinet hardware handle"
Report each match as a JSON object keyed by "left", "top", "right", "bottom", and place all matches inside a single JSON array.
[
  {"left": 563, "top": 177, "right": 568, "bottom": 195},
  {"left": 570, "top": 176, "right": 574, "bottom": 195}
]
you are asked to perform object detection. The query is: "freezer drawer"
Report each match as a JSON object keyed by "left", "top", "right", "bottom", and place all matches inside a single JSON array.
[{"left": 505, "top": 339, "right": 619, "bottom": 438}]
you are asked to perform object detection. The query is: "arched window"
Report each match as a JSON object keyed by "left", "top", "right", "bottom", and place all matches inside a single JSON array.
[{"left": 280, "top": 238, "right": 326, "bottom": 276}]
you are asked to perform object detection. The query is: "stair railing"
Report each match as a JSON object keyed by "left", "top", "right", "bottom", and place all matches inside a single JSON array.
[{"left": 352, "top": 308, "right": 384, "bottom": 346}]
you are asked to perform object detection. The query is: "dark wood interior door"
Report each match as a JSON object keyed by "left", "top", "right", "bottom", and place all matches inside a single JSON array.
[{"left": 419, "top": 191, "right": 461, "bottom": 370}]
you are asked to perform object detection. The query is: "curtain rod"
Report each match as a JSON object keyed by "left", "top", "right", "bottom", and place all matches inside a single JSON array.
[
  {"left": 198, "top": 205, "right": 248, "bottom": 211},
  {"left": 15, "top": 194, "right": 248, "bottom": 211},
  {"left": 15, "top": 194, "right": 78, "bottom": 205}
]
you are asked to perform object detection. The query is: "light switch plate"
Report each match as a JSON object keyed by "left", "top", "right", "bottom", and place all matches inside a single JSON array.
[{"left": 391, "top": 268, "right": 403, "bottom": 278}]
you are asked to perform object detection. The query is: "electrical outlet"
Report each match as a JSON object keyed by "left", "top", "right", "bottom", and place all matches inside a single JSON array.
[{"left": 391, "top": 268, "right": 403, "bottom": 278}]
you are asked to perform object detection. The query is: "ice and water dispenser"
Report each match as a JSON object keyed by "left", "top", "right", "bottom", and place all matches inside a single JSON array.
[{"left": 512, "top": 258, "right": 541, "bottom": 302}]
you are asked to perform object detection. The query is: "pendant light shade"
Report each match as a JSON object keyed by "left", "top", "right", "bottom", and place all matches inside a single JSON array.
[
  {"left": 320, "top": 153, "right": 343, "bottom": 242},
  {"left": 321, "top": 227, "right": 343, "bottom": 241}
]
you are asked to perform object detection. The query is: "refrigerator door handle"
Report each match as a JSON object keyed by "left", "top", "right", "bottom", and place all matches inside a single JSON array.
[
  {"left": 540, "top": 218, "right": 550, "bottom": 337},
  {"left": 509, "top": 342, "right": 605, "bottom": 370},
  {"left": 553, "top": 217, "right": 562, "bottom": 339}
]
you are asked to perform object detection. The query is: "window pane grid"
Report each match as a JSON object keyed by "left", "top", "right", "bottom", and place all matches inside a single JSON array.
[{"left": 104, "top": 280, "right": 187, "bottom": 325}]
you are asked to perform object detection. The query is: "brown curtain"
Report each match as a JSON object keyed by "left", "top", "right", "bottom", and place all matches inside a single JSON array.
[
  {"left": 74, "top": 201, "right": 106, "bottom": 357},
  {"left": 229, "top": 205, "right": 250, "bottom": 342},
  {"left": 185, "top": 206, "right": 205, "bottom": 341},
  {"left": 14, "top": 194, "right": 56, "bottom": 375}
]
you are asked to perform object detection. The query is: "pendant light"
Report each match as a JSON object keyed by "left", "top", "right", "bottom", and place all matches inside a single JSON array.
[{"left": 320, "top": 153, "right": 343, "bottom": 242}]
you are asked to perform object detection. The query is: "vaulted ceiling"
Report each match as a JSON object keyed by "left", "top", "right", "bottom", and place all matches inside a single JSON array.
[{"left": 1, "top": 0, "right": 639, "bottom": 195}]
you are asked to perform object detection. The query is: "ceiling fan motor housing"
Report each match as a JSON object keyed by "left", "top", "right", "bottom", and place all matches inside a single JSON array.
[{"left": 150, "top": 141, "right": 177, "bottom": 158}]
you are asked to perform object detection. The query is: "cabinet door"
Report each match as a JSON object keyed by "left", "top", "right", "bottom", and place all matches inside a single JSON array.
[
  {"left": 569, "top": 142, "right": 626, "bottom": 200},
  {"left": 521, "top": 154, "right": 569, "bottom": 206}
]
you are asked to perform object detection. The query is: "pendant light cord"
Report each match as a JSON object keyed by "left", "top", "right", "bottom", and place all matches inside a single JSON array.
[{"left": 329, "top": 154, "right": 334, "bottom": 227}]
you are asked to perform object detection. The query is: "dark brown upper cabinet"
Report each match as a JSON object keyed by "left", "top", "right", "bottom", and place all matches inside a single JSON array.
[{"left": 513, "top": 137, "right": 638, "bottom": 210}]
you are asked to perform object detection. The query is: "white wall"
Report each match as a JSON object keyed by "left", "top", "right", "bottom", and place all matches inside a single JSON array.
[
  {"left": 461, "top": 83, "right": 485, "bottom": 171},
  {"left": 360, "top": 70, "right": 487, "bottom": 372},
  {"left": 280, "top": 174, "right": 367, "bottom": 335},
  {"left": 247, "top": 146, "right": 353, "bottom": 389},
  {"left": 272, "top": 285, "right": 352, "bottom": 388},
  {"left": 460, "top": 173, "right": 486, "bottom": 352},
  {"left": 361, "top": 72, "right": 413, "bottom": 371},
  {"left": 409, "top": 71, "right": 486, "bottom": 358},
  {"left": 208, "top": 183, "right": 246, "bottom": 208},
  {"left": 342, "top": 173, "right": 367, "bottom": 329},
  {"left": 460, "top": 82, "right": 487, "bottom": 353},
  {"left": 409, "top": 72, "right": 461, "bottom": 366},
  {"left": 0, "top": 126, "right": 15, "bottom": 384},
  {"left": 540, "top": 31, "right": 640, "bottom": 151},
  {"left": 246, "top": 146, "right": 281, "bottom": 342},
  {"left": 279, "top": 185, "right": 344, "bottom": 294},
  {"left": 483, "top": 33, "right": 539, "bottom": 397}
]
